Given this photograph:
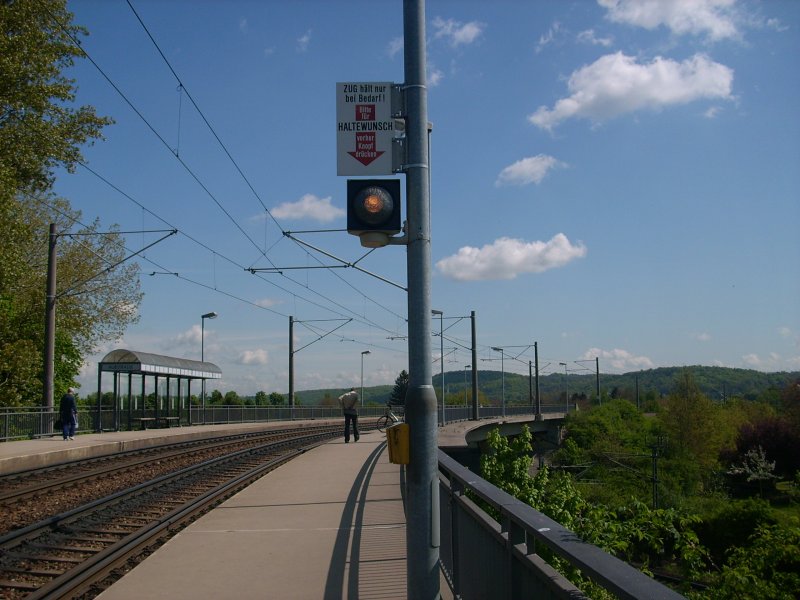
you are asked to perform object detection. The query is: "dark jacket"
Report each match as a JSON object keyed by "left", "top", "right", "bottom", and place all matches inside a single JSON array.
[{"left": 59, "top": 393, "right": 77, "bottom": 420}]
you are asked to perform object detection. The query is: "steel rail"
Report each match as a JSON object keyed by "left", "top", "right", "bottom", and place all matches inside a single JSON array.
[{"left": 0, "top": 428, "right": 337, "bottom": 598}]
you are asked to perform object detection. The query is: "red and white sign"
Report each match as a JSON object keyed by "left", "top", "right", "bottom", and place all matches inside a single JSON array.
[{"left": 337, "top": 82, "right": 395, "bottom": 176}]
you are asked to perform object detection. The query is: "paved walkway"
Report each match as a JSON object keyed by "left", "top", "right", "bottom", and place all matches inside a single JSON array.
[{"left": 97, "top": 430, "right": 453, "bottom": 599}]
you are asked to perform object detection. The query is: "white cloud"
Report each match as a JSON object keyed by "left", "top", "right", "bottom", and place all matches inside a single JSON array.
[
  {"left": 432, "top": 17, "right": 485, "bottom": 47},
  {"left": 536, "top": 22, "right": 564, "bottom": 53},
  {"left": 583, "top": 347, "right": 655, "bottom": 371},
  {"left": 428, "top": 66, "right": 444, "bottom": 87},
  {"left": 172, "top": 324, "right": 203, "bottom": 347},
  {"left": 742, "top": 352, "right": 799, "bottom": 371},
  {"left": 529, "top": 52, "right": 734, "bottom": 130},
  {"left": 577, "top": 29, "right": 614, "bottom": 47},
  {"left": 255, "top": 298, "right": 282, "bottom": 309},
  {"left": 271, "top": 194, "right": 344, "bottom": 222},
  {"left": 598, "top": 0, "right": 740, "bottom": 41},
  {"left": 239, "top": 17, "right": 248, "bottom": 34},
  {"left": 238, "top": 349, "right": 269, "bottom": 366},
  {"left": 387, "top": 37, "right": 403, "bottom": 59},
  {"left": 691, "top": 332, "right": 711, "bottom": 342},
  {"left": 495, "top": 155, "right": 566, "bottom": 186},
  {"left": 436, "top": 233, "right": 587, "bottom": 281},
  {"left": 297, "top": 29, "right": 312, "bottom": 52}
]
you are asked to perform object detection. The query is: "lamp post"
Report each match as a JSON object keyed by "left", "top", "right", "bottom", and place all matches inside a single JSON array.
[
  {"left": 431, "top": 309, "right": 444, "bottom": 425},
  {"left": 201, "top": 311, "right": 217, "bottom": 424},
  {"left": 491, "top": 347, "right": 505, "bottom": 417},
  {"left": 360, "top": 350, "right": 371, "bottom": 403},
  {"left": 559, "top": 362, "right": 568, "bottom": 414},
  {"left": 463, "top": 364, "right": 470, "bottom": 412}
]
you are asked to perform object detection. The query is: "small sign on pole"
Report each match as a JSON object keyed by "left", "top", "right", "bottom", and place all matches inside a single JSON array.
[{"left": 336, "top": 82, "right": 396, "bottom": 176}]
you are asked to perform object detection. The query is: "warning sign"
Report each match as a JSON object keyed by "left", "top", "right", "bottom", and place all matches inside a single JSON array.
[{"left": 337, "top": 82, "right": 395, "bottom": 176}]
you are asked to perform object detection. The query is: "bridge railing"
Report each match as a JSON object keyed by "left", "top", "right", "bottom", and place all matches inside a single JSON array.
[{"left": 438, "top": 450, "right": 686, "bottom": 600}]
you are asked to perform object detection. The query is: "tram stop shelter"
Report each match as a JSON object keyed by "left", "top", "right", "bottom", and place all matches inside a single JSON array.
[{"left": 95, "top": 349, "right": 222, "bottom": 432}]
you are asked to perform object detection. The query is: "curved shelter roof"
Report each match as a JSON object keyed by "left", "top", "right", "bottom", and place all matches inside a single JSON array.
[{"left": 99, "top": 349, "right": 222, "bottom": 379}]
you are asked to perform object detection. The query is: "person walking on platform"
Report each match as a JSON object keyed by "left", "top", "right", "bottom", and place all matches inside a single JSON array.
[
  {"left": 59, "top": 388, "right": 78, "bottom": 441},
  {"left": 338, "top": 387, "right": 360, "bottom": 443}
]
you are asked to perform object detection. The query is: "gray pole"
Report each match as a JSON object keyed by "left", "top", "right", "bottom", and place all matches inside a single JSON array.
[
  {"left": 289, "top": 315, "right": 294, "bottom": 415},
  {"left": 534, "top": 341, "right": 541, "bottom": 418},
  {"left": 471, "top": 310, "right": 478, "bottom": 421},
  {"left": 528, "top": 360, "right": 533, "bottom": 409},
  {"left": 201, "top": 318, "right": 205, "bottom": 424},
  {"left": 43, "top": 223, "right": 57, "bottom": 411},
  {"left": 595, "top": 356, "right": 600, "bottom": 405},
  {"left": 403, "top": 1, "right": 439, "bottom": 597}
]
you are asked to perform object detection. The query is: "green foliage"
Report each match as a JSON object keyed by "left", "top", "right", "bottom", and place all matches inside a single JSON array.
[
  {"left": 480, "top": 426, "right": 708, "bottom": 594},
  {"left": 1, "top": 1, "right": 140, "bottom": 407},
  {"left": 268, "top": 392, "right": 285, "bottom": 406},
  {"left": 694, "top": 498, "right": 777, "bottom": 567},
  {"left": 696, "top": 521, "right": 800, "bottom": 600},
  {"left": 254, "top": 391, "right": 268, "bottom": 405},
  {"left": 389, "top": 369, "right": 409, "bottom": 405}
]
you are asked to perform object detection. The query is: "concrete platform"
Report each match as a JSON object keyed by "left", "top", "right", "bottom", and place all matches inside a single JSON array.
[
  {"left": 0, "top": 420, "right": 339, "bottom": 475},
  {"left": 97, "top": 430, "right": 454, "bottom": 600}
]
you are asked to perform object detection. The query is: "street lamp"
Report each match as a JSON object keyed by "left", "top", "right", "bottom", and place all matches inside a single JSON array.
[
  {"left": 559, "top": 362, "right": 568, "bottom": 413},
  {"left": 463, "top": 365, "right": 470, "bottom": 410},
  {"left": 360, "top": 350, "right": 371, "bottom": 402},
  {"left": 491, "top": 347, "right": 505, "bottom": 417},
  {"left": 201, "top": 311, "right": 218, "bottom": 424},
  {"left": 431, "top": 309, "right": 444, "bottom": 425}
]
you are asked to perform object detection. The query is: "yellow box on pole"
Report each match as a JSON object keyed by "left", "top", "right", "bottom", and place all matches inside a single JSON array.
[{"left": 386, "top": 423, "right": 410, "bottom": 464}]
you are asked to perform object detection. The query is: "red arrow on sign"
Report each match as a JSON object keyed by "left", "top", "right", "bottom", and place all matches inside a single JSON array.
[{"left": 348, "top": 132, "right": 385, "bottom": 166}]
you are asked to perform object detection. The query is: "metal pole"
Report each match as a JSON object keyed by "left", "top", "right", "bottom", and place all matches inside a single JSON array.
[
  {"left": 403, "top": 0, "right": 439, "bottom": 596},
  {"left": 289, "top": 316, "right": 294, "bottom": 417},
  {"left": 43, "top": 223, "right": 57, "bottom": 411},
  {"left": 596, "top": 356, "right": 600, "bottom": 405},
  {"left": 463, "top": 365, "right": 469, "bottom": 410},
  {"left": 534, "top": 342, "right": 541, "bottom": 418},
  {"left": 528, "top": 360, "right": 533, "bottom": 410},
  {"left": 501, "top": 351, "right": 505, "bottom": 417},
  {"left": 471, "top": 311, "right": 478, "bottom": 421},
  {"left": 432, "top": 310, "right": 444, "bottom": 425},
  {"left": 201, "top": 317, "right": 205, "bottom": 424},
  {"left": 360, "top": 350, "right": 370, "bottom": 401}
]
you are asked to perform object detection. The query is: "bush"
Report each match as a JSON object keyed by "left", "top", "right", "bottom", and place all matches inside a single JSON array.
[{"left": 695, "top": 498, "right": 777, "bottom": 566}]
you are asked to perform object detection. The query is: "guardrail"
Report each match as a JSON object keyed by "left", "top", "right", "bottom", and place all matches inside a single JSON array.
[
  {"left": 1, "top": 403, "right": 566, "bottom": 442},
  {"left": 437, "top": 450, "right": 685, "bottom": 600}
]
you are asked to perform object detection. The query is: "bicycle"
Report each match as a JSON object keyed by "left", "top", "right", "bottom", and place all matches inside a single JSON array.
[{"left": 377, "top": 403, "right": 403, "bottom": 432}]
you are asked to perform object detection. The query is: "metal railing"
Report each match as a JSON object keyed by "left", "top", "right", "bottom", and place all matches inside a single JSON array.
[
  {"left": 1, "top": 402, "right": 566, "bottom": 442},
  {"left": 438, "top": 450, "right": 686, "bottom": 600}
]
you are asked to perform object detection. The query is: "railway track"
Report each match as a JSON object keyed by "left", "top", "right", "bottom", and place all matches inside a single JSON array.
[
  {"left": 0, "top": 426, "right": 339, "bottom": 599},
  {"left": 0, "top": 425, "right": 338, "bottom": 534}
]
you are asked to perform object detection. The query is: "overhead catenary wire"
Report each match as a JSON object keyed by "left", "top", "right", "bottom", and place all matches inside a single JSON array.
[
  {"left": 124, "top": 0, "right": 407, "bottom": 325},
  {"left": 48, "top": 3, "right": 407, "bottom": 339}
]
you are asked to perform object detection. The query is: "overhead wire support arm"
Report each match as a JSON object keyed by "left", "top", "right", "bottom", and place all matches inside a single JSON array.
[
  {"left": 248, "top": 231, "right": 407, "bottom": 292},
  {"left": 58, "top": 229, "right": 178, "bottom": 299},
  {"left": 292, "top": 317, "right": 353, "bottom": 354}
]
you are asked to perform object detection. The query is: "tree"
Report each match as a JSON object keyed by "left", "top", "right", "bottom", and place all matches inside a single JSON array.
[
  {"left": 389, "top": 369, "right": 409, "bottom": 405},
  {"left": 660, "top": 370, "right": 735, "bottom": 495},
  {"left": 268, "top": 392, "right": 285, "bottom": 406},
  {"left": 1, "top": 0, "right": 111, "bottom": 197},
  {"left": 224, "top": 390, "right": 241, "bottom": 405},
  {"left": 254, "top": 391, "right": 268, "bottom": 406},
  {"left": 0, "top": 2, "right": 140, "bottom": 407}
]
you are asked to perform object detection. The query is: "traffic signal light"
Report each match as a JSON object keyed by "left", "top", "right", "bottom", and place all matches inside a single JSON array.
[{"left": 347, "top": 179, "right": 401, "bottom": 248}]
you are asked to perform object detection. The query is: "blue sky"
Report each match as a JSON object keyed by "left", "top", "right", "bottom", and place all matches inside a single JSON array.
[{"left": 56, "top": 0, "right": 799, "bottom": 396}]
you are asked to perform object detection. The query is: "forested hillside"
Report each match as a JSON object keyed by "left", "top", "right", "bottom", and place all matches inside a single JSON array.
[{"left": 285, "top": 366, "right": 798, "bottom": 407}]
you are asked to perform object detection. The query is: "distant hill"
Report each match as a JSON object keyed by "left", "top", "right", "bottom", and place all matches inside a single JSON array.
[{"left": 290, "top": 366, "right": 799, "bottom": 406}]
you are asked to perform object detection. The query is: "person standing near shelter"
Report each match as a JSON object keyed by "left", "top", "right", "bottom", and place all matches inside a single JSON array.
[
  {"left": 338, "top": 387, "right": 360, "bottom": 443},
  {"left": 59, "top": 387, "right": 78, "bottom": 441}
]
